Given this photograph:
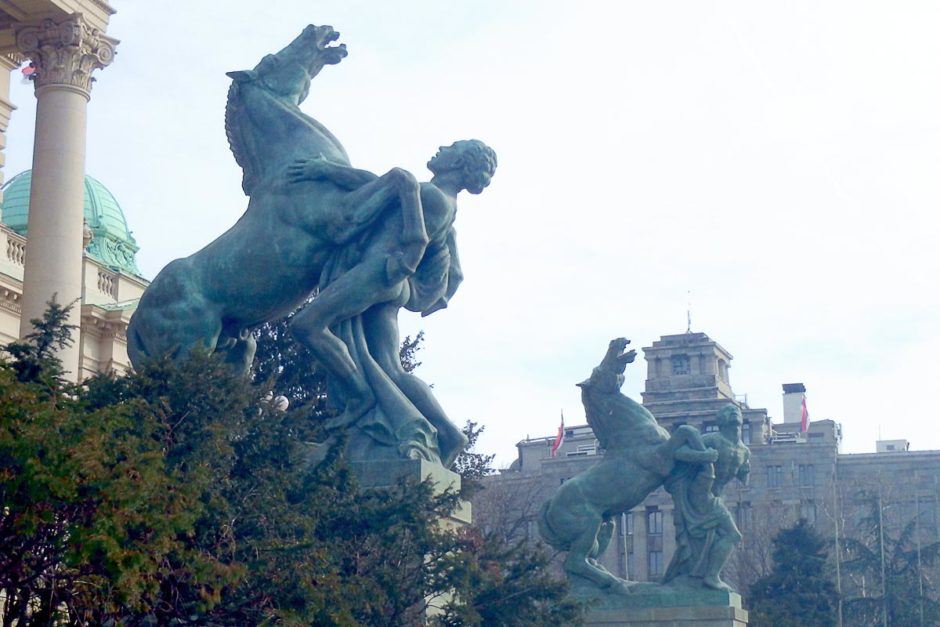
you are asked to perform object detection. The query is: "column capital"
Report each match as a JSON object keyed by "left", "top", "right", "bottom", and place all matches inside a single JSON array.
[{"left": 14, "top": 14, "right": 118, "bottom": 98}]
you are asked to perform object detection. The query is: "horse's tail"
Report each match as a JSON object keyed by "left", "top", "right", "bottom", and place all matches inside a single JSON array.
[
  {"left": 224, "top": 76, "right": 261, "bottom": 196},
  {"left": 537, "top": 499, "right": 569, "bottom": 551}
]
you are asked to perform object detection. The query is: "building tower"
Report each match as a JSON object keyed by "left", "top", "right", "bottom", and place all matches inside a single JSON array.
[{"left": 641, "top": 331, "right": 769, "bottom": 443}]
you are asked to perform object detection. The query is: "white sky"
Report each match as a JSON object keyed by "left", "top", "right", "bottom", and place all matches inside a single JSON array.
[{"left": 5, "top": 1, "right": 939, "bottom": 467}]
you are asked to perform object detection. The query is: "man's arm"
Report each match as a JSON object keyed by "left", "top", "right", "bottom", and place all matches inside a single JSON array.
[
  {"left": 736, "top": 449, "right": 750, "bottom": 486},
  {"left": 288, "top": 155, "right": 378, "bottom": 190}
]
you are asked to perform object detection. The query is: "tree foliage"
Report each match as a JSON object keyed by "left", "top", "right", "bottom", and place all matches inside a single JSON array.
[
  {"left": 840, "top": 492, "right": 940, "bottom": 627},
  {"left": 452, "top": 420, "right": 495, "bottom": 498},
  {"left": 747, "top": 519, "right": 838, "bottom": 627},
  {"left": 1, "top": 304, "right": 578, "bottom": 625}
]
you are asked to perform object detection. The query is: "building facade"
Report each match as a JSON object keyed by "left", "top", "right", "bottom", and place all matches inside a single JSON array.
[
  {"left": 1, "top": 168, "right": 146, "bottom": 377},
  {"left": 476, "top": 331, "right": 940, "bottom": 597},
  {"left": 0, "top": 0, "right": 123, "bottom": 379}
]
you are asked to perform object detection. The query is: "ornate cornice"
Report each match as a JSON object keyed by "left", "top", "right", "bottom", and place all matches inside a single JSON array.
[{"left": 14, "top": 14, "right": 117, "bottom": 97}]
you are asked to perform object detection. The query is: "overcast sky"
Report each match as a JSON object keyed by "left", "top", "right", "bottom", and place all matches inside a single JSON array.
[{"left": 5, "top": 1, "right": 939, "bottom": 466}]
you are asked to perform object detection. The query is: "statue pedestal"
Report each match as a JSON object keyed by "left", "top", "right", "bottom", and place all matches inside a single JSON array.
[
  {"left": 349, "top": 458, "right": 471, "bottom": 526},
  {"left": 577, "top": 586, "right": 748, "bottom": 627}
]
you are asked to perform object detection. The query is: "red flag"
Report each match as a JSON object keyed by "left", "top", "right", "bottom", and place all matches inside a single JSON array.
[
  {"left": 800, "top": 396, "right": 809, "bottom": 433},
  {"left": 550, "top": 411, "right": 565, "bottom": 458}
]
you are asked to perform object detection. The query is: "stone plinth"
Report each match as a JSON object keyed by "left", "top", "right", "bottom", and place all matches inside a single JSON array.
[
  {"left": 350, "top": 458, "right": 471, "bottom": 526},
  {"left": 576, "top": 583, "right": 747, "bottom": 627},
  {"left": 585, "top": 604, "right": 747, "bottom": 627}
]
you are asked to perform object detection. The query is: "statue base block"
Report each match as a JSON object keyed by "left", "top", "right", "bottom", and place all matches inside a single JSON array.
[
  {"left": 584, "top": 604, "right": 747, "bottom": 627},
  {"left": 573, "top": 580, "right": 747, "bottom": 626},
  {"left": 349, "top": 458, "right": 471, "bottom": 526}
]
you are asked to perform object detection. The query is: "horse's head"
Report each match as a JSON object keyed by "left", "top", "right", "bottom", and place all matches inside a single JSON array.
[{"left": 227, "top": 24, "right": 347, "bottom": 104}]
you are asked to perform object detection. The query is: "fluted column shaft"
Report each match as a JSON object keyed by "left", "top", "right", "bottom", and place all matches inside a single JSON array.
[{"left": 15, "top": 15, "right": 116, "bottom": 380}]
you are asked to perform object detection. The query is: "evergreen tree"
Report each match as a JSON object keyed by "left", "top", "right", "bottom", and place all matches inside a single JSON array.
[
  {"left": 748, "top": 519, "right": 838, "bottom": 627},
  {"left": 452, "top": 420, "right": 495, "bottom": 497},
  {"left": 433, "top": 527, "right": 582, "bottom": 626},
  {"left": 2, "top": 305, "right": 580, "bottom": 625},
  {"left": 3, "top": 296, "right": 77, "bottom": 388}
]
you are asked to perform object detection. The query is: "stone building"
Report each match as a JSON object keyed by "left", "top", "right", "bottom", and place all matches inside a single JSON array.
[
  {"left": 476, "top": 331, "right": 940, "bottom": 596},
  {"left": 0, "top": 0, "right": 126, "bottom": 380},
  {"left": 0, "top": 168, "right": 146, "bottom": 377}
]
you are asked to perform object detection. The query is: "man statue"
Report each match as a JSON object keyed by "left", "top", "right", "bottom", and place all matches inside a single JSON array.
[
  {"left": 287, "top": 140, "right": 497, "bottom": 465},
  {"left": 664, "top": 403, "right": 750, "bottom": 591}
]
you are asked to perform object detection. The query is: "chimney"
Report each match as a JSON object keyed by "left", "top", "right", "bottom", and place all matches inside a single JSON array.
[{"left": 782, "top": 383, "right": 806, "bottom": 423}]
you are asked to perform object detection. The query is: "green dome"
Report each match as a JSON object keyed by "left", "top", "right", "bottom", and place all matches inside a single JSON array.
[{"left": 1, "top": 170, "right": 141, "bottom": 276}]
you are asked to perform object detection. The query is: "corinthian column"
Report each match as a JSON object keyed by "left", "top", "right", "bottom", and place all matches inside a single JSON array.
[{"left": 15, "top": 15, "right": 117, "bottom": 380}]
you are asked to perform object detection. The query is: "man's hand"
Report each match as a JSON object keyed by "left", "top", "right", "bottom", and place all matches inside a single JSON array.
[{"left": 288, "top": 156, "right": 328, "bottom": 183}]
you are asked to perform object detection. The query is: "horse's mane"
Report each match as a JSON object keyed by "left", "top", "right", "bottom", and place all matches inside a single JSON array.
[
  {"left": 225, "top": 75, "right": 351, "bottom": 196},
  {"left": 225, "top": 81, "right": 261, "bottom": 196}
]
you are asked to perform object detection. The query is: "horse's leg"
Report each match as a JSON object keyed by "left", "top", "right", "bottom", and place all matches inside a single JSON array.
[
  {"left": 588, "top": 517, "right": 616, "bottom": 565},
  {"left": 565, "top": 520, "right": 629, "bottom": 592},
  {"left": 667, "top": 424, "right": 718, "bottom": 464},
  {"left": 290, "top": 257, "right": 404, "bottom": 424},
  {"left": 129, "top": 263, "right": 224, "bottom": 366},
  {"left": 329, "top": 167, "right": 428, "bottom": 272},
  {"left": 216, "top": 328, "right": 257, "bottom": 376}
]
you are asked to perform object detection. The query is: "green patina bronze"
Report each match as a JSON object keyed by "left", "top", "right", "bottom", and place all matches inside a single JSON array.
[
  {"left": 664, "top": 404, "right": 750, "bottom": 592},
  {"left": 127, "top": 25, "right": 496, "bottom": 468},
  {"left": 1, "top": 171, "right": 142, "bottom": 277},
  {"left": 539, "top": 339, "right": 750, "bottom": 602}
]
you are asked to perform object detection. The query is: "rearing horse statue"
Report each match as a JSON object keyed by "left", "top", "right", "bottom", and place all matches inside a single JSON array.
[
  {"left": 128, "top": 26, "right": 496, "bottom": 467},
  {"left": 127, "top": 25, "right": 427, "bottom": 374}
]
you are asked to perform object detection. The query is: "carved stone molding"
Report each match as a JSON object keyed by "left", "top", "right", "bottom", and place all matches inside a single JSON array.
[
  {"left": 0, "top": 287, "right": 21, "bottom": 314},
  {"left": 14, "top": 14, "right": 117, "bottom": 97}
]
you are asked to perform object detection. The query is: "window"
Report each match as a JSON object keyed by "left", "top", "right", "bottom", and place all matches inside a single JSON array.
[
  {"left": 578, "top": 444, "right": 597, "bottom": 454},
  {"left": 620, "top": 512, "right": 635, "bottom": 536},
  {"left": 800, "top": 500, "right": 817, "bottom": 524},
  {"left": 742, "top": 421, "right": 751, "bottom": 444},
  {"left": 767, "top": 465, "right": 784, "bottom": 488},
  {"left": 736, "top": 502, "right": 753, "bottom": 530},
  {"left": 646, "top": 507, "right": 663, "bottom": 578},
  {"left": 648, "top": 549, "right": 664, "bottom": 577},
  {"left": 620, "top": 512, "right": 635, "bottom": 579},
  {"left": 798, "top": 464, "right": 815, "bottom": 486},
  {"left": 647, "top": 508, "right": 663, "bottom": 535},
  {"left": 671, "top": 354, "right": 690, "bottom": 375},
  {"left": 703, "top": 422, "right": 719, "bottom": 434}
]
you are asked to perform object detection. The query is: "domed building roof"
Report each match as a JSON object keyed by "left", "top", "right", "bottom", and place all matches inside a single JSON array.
[{"left": 1, "top": 170, "right": 142, "bottom": 276}]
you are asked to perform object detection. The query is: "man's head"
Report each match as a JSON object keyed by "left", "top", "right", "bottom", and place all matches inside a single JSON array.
[
  {"left": 427, "top": 139, "right": 497, "bottom": 194},
  {"left": 716, "top": 404, "right": 743, "bottom": 429}
]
